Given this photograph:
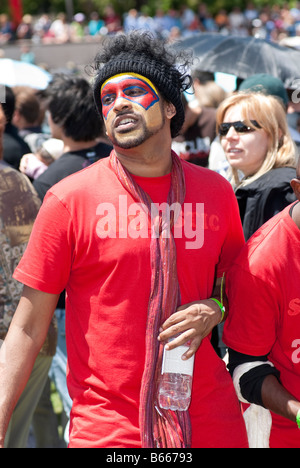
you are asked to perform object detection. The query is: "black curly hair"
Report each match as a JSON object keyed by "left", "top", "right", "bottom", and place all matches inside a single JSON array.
[
  {"left": 91, "top": 32, "right": 193, "bottom": 138},
  {"left": 39, "top": 74, "right": 103, "bottom": 142}
]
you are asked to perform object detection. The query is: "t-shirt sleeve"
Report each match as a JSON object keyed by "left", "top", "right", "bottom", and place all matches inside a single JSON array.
[
  {"left": 223, "top": 262, "right": 278, "bottom": 356},
  {"left": 13, "top": 191, "right": 74, "bottom": 294},
  {"left": 216, "top": 184, "right": 245, "bottom": 278}
]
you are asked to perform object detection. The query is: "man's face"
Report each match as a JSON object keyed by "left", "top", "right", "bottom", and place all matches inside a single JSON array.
[{"left": 100, "top": 73, "right": 166, "bottom": 149}]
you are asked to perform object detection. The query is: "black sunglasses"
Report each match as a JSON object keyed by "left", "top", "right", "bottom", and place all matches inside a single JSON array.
[{"left": 219, "top": 120, "right": 261, "bottom": 137}]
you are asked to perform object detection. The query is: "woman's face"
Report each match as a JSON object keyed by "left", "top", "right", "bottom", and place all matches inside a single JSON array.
[{"left": 220, "top": 105, "right": 269, "bottom": 177}]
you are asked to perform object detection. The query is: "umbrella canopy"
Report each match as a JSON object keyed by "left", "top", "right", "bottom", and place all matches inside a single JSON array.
[
  {"left": 0, "top": 59, "right": 51, "bottom": 90},
  {"left": 174, "top": 32, "right": 300, "bottom": 89}
]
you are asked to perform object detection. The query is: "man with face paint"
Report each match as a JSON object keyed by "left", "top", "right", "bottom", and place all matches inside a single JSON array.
[
  {"left": 101, "top": 74, "right": 162, "bottom": 150},
  {"left": 223, "top": 157, "right": 300, "bottom": 448},
  {"left": 0, "top": 33, "right": 248, "bottom": 448}
]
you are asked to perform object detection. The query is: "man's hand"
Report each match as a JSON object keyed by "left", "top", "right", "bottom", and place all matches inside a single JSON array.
[{"left": 158, "top": 299, "right": 223, "bottom": 360}]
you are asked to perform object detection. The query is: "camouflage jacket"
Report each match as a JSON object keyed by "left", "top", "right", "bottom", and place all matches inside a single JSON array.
[{"left": 0, "top": 161, "right": 57, "bottom": 356}]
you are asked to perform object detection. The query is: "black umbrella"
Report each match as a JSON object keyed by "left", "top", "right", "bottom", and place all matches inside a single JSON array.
[{"left": 174, "top": 32, "right": 300, "bottom": 88}]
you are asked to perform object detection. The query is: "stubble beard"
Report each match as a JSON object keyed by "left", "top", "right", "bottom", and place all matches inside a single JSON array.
[{"left": 110, "top": 115, "right": 166, "bottom": 150}]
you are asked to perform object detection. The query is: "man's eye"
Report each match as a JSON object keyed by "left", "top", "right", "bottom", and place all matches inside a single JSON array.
[
  {"left": 125, "top": 87, "right": 146, "bottom": 97},
  {"left": 102, "top": 94, "right": 115, "bottom": 106}
]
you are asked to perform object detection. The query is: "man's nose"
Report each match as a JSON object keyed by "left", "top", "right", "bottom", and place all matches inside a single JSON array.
[{"left": 113, "top": 96, "right": 132, "bottom": 113}]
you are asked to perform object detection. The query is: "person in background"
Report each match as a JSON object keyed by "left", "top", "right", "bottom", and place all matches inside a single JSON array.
[
  {"left": 0, "top": 14, "right": 14, "bottom": 44},
  {"left": 0, "top": 101, "right": 57, "bottom": 448},
  {"left": 16, "top": 15, "right": 34, "bottom": 41},
  {"left": 20, "top": 44, "right": 35, "bottom": 64},
  {"left": 173, "top": 71, "right": 225, "bottom": 168},
  {"left": 209, "top": 73, "right": 299, "bottom": 180},
  {"left": 12, "top": 86, "right": 48, "bottom": 153},
  {"left": 70, "top": 13, "right": 86, "bottom": 42},
  {"left": 216, "top": 92, "right": 297, "bottom": 240},
  {"left": 88, "top": 12, "right": 105, "bottom": 37},
  {"left": 223, "top": 157, "right": 300, "bottom": 448},
  {"left": 48, "top": 13, "right": 70, "bottom": 44},
  {"left": 2, "top": 86, "right": 31, "bottom": 170},
  {"left": 103, "top": 5, "right": 122, "bottom": 34},
  {"left": 19, "top": 138, "right": 64, "bottom": 181},
  {"left": 33, "top": 74, "right": 112, "bottom": 201},
  {"left": 239, "top": 74, "right": 300, "bottom": 156},
  {"left": 123, "top": 9, "right": 139, "bottom": 33}
]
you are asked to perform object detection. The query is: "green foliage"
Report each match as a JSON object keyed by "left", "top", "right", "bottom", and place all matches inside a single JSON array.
[{"left": 2, "top": 0, "right": 298, "bottom": 19}]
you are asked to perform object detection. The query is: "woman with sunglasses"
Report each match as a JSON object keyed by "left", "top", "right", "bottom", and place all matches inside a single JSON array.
[{"left": 216, "top": 92, "right": 297, "bottom": 240}]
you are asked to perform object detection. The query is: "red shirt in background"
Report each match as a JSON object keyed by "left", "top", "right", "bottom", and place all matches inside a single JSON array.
[
  {"left": 14, "top": 155, "right": 247, "bottom": 448},
  {"left": 223, "top": 203, "right": 300, "bottom": 448}
]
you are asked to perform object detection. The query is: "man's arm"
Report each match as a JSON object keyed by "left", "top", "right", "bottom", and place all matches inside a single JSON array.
[
  {"left": 158, "top": 276, "right": 226, "bottom": 360},
  {"left": 261, "top": 375, "right": 300, "bottom": 426},
  {"left": 0, "top": 286, "right": 59, "bottom": 447},
  {"left": 228, "top": 349, "right": 300, "bottom": 428}
]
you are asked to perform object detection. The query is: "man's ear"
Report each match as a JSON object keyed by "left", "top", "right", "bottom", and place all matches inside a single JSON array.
[
  {"left": 165, "top": 102, "right": 176, "bottom": 120},
  {"left": 291, "top": 178, "right": 300, "bottom": 199}
]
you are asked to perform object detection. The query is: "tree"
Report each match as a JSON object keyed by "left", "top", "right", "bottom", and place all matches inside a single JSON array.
[{"left": 2, "top": 0, "right": 297, "bottom": 20}]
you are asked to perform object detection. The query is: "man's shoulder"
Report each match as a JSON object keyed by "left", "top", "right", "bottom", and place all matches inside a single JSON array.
[
  {"left": 49, "top": 156, "right": 112, "bottom": 199},
  {"left": 181, "top": 158, "right": 233, "bottom": 191},
  {"left": 233, "top": 205, "right": 293, "bottom": 272},
  {"left": 36, "top": 143, "right": 112, "bottom": 182}
]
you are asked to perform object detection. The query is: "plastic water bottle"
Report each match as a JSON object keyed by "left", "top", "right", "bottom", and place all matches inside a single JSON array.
[{"left": 158, "top": 339, "right": 194, "bottom": 411}]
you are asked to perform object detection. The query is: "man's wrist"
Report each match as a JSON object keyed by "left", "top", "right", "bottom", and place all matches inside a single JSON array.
[
  {"left": 209, "top": 298, "right": 226, "bottom": 324},
  {"left": 296, "top": 409, "right": 300, "bottom": 429}
]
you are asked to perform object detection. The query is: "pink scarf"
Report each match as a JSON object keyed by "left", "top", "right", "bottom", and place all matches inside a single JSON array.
[{"left": 110, "top": 150, "right": 192, "bottom": 448}]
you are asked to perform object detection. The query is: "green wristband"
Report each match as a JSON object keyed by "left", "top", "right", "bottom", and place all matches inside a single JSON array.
[
  {"left": 210, "top": 298, "right": 226, "bottom": 323},
  {"left": 296, "top": 410, "right": 300, "bottom": 430}
]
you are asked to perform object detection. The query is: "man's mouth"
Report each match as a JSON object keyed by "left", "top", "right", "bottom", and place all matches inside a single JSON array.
[{"left": 115, "top": 115, "right": 138, "bottom": 132}]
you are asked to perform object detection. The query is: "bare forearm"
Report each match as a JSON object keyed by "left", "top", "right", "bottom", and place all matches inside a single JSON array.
[
  {"left": 261, "top": 375, "right": 300, "bottom": 424},
  {"left": 0, "top": 286, "right": 59, "bottom": 447},
  {"left": 0, "top": 327, "right": 40, "bottom": 446}
]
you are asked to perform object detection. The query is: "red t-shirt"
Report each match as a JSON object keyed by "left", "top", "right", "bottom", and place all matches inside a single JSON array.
[
  {"left": 223, "top": 203, "right": 300, "bottom": 448},
  {"left": 14, "top": 155, "right": 248, "bottom": 448}
]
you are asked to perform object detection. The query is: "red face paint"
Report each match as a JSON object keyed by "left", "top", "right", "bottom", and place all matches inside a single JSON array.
[{"left": 101, "top": 74, "right": 159, "bottom": 120}]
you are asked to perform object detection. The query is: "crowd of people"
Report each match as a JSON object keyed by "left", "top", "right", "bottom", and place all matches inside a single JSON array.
[
  {"left": 2, "top": 3, "right": 300, "bottom": 47},
  {"left": 0, "top": 29, "right": 299, "bottom": 449}
]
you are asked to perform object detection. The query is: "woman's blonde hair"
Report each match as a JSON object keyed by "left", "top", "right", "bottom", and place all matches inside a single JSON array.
[{"left": 216, "top": 92, "right": 297, "bottom": 187}]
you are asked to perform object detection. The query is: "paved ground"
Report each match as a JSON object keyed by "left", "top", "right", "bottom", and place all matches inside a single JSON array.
[{"left": 2, "top": 39, "right": 104, "bottom": 77}]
